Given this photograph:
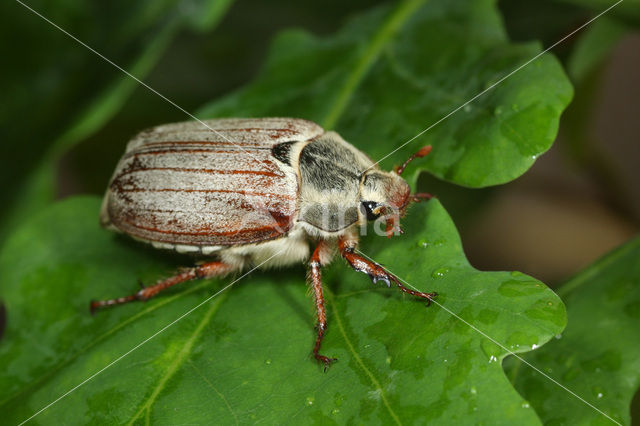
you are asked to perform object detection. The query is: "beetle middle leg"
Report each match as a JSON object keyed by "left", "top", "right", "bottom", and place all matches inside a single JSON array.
[
  {"left": 308, "top": 240, "right": 337, "bottom": 370},
  {"left": 90, "top": 261, "right": 234, "bottom": 313},
  {"left": 338, "top": 236, "right": 437, "bottom": 302}
]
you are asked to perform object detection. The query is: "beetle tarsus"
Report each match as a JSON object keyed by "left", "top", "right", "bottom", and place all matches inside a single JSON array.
[
  {"left": 89, "top": 294, "right": 138, "bottom": 314},
  {"left": 315, "top": 353, "right": 338, "bottom": 372},
  {"left": 391, "top": 276, "right": 437, "bottom": 303},
  {"left": 313, "top": 323, "right": 337, "bottom": 371}
]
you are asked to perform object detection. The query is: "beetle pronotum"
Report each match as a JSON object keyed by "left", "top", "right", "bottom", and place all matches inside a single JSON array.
[{"left": 93, "top": 117, "right": 436, "bottom": 368}]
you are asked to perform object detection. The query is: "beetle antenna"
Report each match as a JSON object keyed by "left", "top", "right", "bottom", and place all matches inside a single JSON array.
[
  {"left": 395, "top": 145, "right": 432, "bottom": 175},
  {"left": 410, "top": 192, "right": 434, "bottom": 203}
]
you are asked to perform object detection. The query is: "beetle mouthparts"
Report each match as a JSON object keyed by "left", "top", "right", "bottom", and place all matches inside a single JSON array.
[{"left": 385, "top": 216, "right": 403, "bottom": 238}]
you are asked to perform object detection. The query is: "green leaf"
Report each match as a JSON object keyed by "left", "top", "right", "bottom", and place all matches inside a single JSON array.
[
  {"left": 561, "top": 17, "right": 633, "bottom": 220},
  {"left": 507, "top": 237, "right": 640, "bottom": 425},
  {"left": 0, "top": 0, "right": 233, "bottom": 242},
  {"left": 566, "top": 16, "right": 629, "bottom": 83},
  {"left": 0, "top": 196, "right": 565, "bottom": 424},
  {"left": 198, "top": 0, "right": 572, "bottom": 188},
  {"left": 557, "top": 0, "right": 640, "bottom": 25}
]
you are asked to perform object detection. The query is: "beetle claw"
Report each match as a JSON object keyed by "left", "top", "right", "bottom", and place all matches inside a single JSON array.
[
  {"left": 315, "top": 355, "right": 338, "bottom": 371},
  {"left": 371, "top": 276, "right": 391, "bottom": 287}
]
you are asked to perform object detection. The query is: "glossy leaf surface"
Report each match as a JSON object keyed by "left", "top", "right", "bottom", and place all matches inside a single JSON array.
[
  {"left": 508, "top": 237, "right": 640, "bottom": 425},
  {"left": 0, "top": 197, "right": 565, "bottom": 424}
]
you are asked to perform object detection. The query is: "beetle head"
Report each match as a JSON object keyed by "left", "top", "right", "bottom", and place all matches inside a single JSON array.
[
  {"left": 359, "top": 146, "right": 432, "bottom": 238},
  {"left": 359, "top": 170, "right": 410, "bottom": 237}
]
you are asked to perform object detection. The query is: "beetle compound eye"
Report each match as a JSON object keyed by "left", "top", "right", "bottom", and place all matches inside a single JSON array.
[{"left": 360, "top": 201, "right": 381, "bottom": 221}]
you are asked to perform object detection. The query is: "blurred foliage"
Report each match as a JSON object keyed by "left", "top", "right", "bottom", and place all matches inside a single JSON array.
[
  {"left": 0, "top": 0, "right": 233, "bottom": 242},
  {"left": 506, "top": 237, "right": 640, "bottom": 425},
  {"left": 563, "top": 16, "right": 639, "bottom": 222},
  {"left": 560, "top": 0, "right": 640, "bottom": 25},
  {"left": 1, "top": 0, "right": 638, "bottom": 424}
]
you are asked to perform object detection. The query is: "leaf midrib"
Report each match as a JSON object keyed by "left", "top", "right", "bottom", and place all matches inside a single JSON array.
[
  {"left": 127, "top": 291, "right": 228, "bottom": 425},
  {"left": 327, "top": 288, "right": 402, "bottom": 425},
  {"left": 321, "top": 0, "right": 426, "bottom": 130}
]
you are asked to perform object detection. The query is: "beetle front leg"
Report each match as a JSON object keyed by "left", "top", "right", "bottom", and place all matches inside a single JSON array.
[
  {"left": 338, "top": 237, "right": 437, "bottom": 302},
  {"left": 308, "top": 241, "right": 337, "bottom": 370},
  {"left": 90, "top": 261, "right": 234, "bottom": 313}
]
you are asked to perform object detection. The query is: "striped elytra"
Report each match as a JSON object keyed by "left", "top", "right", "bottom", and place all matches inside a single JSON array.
[{"left": 101, "top": 118, "right": 323, "bottom": 249}]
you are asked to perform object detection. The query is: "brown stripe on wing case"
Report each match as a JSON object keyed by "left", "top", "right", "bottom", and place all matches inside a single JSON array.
[
  {"left": 151, "top": 127, "right": 297, "bottom": 134},
  {"left": 122, "top": 219, "right": 286, "bottom": 237},
  {"left": 113, "top": 166, "right": 283, "bottom": 180},
  {"left": 140, "top": 141, "right": 273, "bottom": 149},
  {"left": 127, "top": 148, "right": 270, "bottom": 157},
  {"left": 113, "top": 187, "right": 296, "bottom": 200},
  {"left": 205, "top": 127, "right": 297, "bottom": 132},
  {"left": 150, "top": 127, "right": 299, "bottom": 137}
]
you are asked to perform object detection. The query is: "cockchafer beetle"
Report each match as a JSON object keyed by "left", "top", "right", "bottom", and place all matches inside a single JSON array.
[{"left": 92, "top": 117, "right": 436, "bottom": 368}]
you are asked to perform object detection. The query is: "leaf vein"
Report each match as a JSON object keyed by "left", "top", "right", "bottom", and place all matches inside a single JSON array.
[
  {"left": 321, "top": 0, "right": 426, "bottom": 129},
  {"left": 0, "top": 280, "right": 211, "bottom": 408},
  {"left": 127, "top": 292, "right": 228, "bottom": 425},
  {"left": 327, "top": 288, "right": 402, "bottom": 425}
]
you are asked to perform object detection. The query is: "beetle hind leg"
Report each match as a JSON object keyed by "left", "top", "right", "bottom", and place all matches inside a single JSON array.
[{"left": 90, "top": 261, "right": 234, "bottom": 313}]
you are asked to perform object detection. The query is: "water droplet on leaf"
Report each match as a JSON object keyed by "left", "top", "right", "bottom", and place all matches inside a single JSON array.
[{"left": 432, "top": 267, "right": 450, "bottom": 278}]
